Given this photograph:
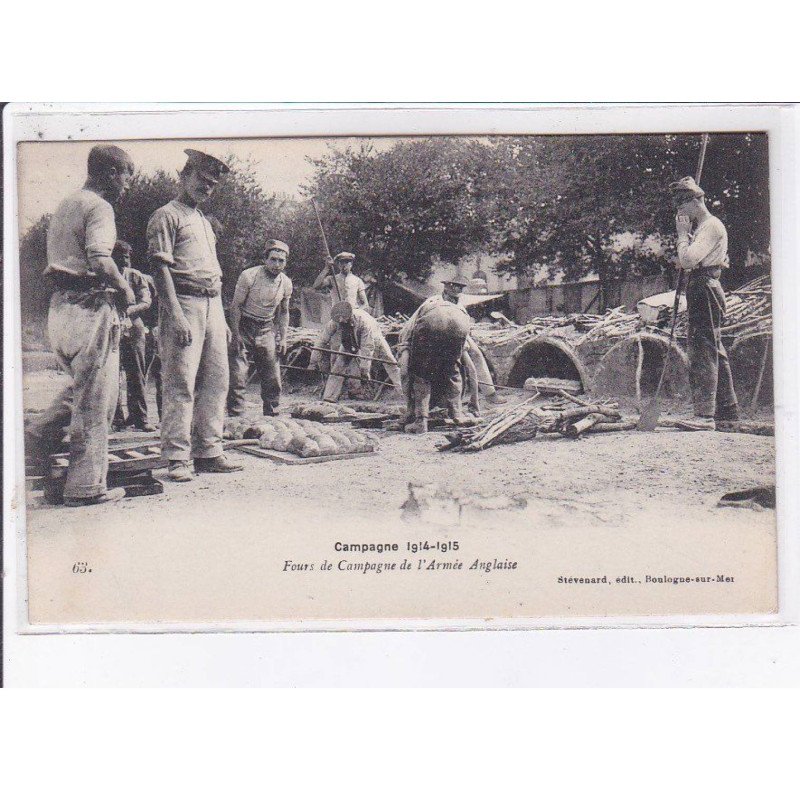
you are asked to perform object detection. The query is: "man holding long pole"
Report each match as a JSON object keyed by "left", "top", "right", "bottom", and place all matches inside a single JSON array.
[{"left": 669, "top": 175, "right": 740, "bottom": 430}]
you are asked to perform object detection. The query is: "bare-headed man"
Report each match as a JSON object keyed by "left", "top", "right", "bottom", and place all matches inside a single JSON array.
[{"left": 26, "top": 145, "right": 135, "bottom": 505}]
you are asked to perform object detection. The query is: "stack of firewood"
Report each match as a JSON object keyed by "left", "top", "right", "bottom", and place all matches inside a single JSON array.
[
  {"left": 471, "top": 307, "right": 641, "bottom": 348},
  {"left": 673, "top": 273, "right": 772, "bottom": 338},
  {"left": 438, "top": 391, "right": 630, "bottom": 452},
  {"left": 375, "top": 313, "right": 410, "bottom": 338}
]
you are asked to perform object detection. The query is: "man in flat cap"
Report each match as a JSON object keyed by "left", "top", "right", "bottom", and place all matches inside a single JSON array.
[
  {"left": 668, "top": 176, "right": 739, "bottom": 430},
  {"left": 313, "top": 251, "right": 370, "bottom": 313},
  {"left": 227, "top": 240, "right": 293, "bottom": 417},
  {"left": 147, "top": 149, "right": 242, "bottom": 481},
  {"left": 309, "top": 301, "right": 403, "bottom": 403},
  {"left": 25, "top": 144, "right": 135, "bottom": 506}
]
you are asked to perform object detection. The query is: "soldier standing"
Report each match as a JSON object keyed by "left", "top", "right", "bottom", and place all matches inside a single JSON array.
[
  {"left": 313, "top": 251, "right": 370, "bottom": 311},
  {"left": 111, "top": 240, "right": 156, "bottom": 432},
  {"left": 669, "top": 176, "right": 740, "bottom": 430},
  {"left": 147, "top": 149, "right": 242, "bottom": 481},
  {"left": 25, "top": 145, "right": 135, "bottom": 505}
]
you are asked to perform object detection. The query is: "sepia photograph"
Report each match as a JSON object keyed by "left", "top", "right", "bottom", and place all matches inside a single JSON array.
[{"left": 5, "top": 105, "right": 790, "bottom": 629}]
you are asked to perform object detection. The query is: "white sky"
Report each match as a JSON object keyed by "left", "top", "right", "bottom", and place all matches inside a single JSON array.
[{"left": 16, "top": 136, "right": 399, "bottom": 233}]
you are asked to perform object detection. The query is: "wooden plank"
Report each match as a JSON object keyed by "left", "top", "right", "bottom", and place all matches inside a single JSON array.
[
  {"left": 123, "top": 450, "right": 149, "bottom": 459},
  {"left": 236, "top": 446, "right": 377, "bottom": 465}
]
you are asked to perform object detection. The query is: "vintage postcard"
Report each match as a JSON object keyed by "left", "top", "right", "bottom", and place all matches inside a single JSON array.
[{"left": 4, "top": 104, "right": 797, "bottom": 632}]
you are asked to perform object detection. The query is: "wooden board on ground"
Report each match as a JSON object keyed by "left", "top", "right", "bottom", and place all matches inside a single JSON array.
[
  {"left": 48, "top": 443, "right": 167, "bottom": 478},
  {"left": 235, "top": 445, "right": 378, "bottom": 465},
  {"left": 523, "top": 377, "right": 583, "bottom": 395},
  {"left": 351, "top": 413, "right": 394, "bottom": 428},
  {"left": 290, "top": 414, "right": 361, "bottom": 424}
]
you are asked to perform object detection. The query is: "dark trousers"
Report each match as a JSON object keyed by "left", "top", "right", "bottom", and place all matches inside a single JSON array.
[
  {"left": 686, "top": 272, "right": 739, "bottom": 417},
  {"left": 146, "top": 330, "right": 162, "bottom": 420},
  {"left": 115, "top": 323, "right": 148, "bottom": 425},
  {"left": 227, "top": 316, "right": 282, "bottom": 416}
]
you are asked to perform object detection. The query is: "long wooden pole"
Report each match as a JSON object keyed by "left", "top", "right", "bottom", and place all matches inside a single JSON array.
[{"left": 311, "top": 198, "right": 343, "bottom": 302}]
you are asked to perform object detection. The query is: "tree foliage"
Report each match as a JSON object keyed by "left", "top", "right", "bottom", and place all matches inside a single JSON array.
[
  {"left": 17, "top": 132, "right": 772, "bottom": 336},
  {"left": 302, "top": 138, "right": 492, "bottom": 286},
  {"left": 485, "top": 133, "right": 770, "bottom": 297}
]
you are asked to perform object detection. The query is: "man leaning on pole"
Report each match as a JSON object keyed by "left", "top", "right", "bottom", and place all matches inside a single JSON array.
[
  {"left": 25, "top": 145, "right": 135, "bottom": 505},
  {"left": 146, "top": 149, "right": 243, "bottom": 481},
  {"left": 669, "top": 176, "right": 740, "bottom": 431}
]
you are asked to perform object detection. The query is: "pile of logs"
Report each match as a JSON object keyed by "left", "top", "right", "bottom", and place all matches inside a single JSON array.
[{"left": 438, "top": 391, "right": 630, "bottom": 452}]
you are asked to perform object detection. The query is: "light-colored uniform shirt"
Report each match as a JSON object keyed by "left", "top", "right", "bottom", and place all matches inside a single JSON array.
[
  {"left": 146, "top": 199, "right": 222, "bottom": 289},
  {"left": 320, "top": 272, "right": 369, "bottom": 308},
  {"left": 677, "top": 216, "right": 729, "bottom": 272},
  {"left": 121, "top": 267, "right": 152, "bottom": 321},
  {"left": 397, "top": 295, "right": 471, "bottom": 353},
  {"left": 45, "top": 188, "right": 117, "bottom": 277},
  {"left": 316, "top": 308, "right": 388, "bottom": 371},
  {"left": 232, "top": 268, "right": 293, "bottom": 322}
]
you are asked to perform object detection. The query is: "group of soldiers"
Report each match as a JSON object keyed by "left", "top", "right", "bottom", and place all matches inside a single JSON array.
[
  {"left": 25, "top": 145, "right": 498, "bottom": 505},
  {"left": 24, "top": 143, "right": 739, "bottom": 506}
]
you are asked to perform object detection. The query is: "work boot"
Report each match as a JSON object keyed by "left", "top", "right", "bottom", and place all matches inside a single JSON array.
[
  {"left": 168, "top": 460, "right": 194, "bottom": 482},
  {"left": 486, "top": 393, "right": 507, "bottom": 405},
  {"left": 194, "top": 455, "right": 244, "bottom": 474},
  {"left": 128, "top": 418, "right": 157, "bottom": 432},
  {"left": 263, "top": 404, "right": 278, "bottom": 417},
  {"left": 64, "top": 488, "right": 126, "bottom": 507},
  {"left": 404, "top": 418, "right": 428, "bottom": 434},
  {"left": 674, "top": 415, "right": 716, "bottom": 431}
]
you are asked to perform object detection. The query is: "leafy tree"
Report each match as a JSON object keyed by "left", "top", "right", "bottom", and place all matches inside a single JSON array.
[
  {"left": 486, "top": 133, "right": 770, "bottom": 306},
  {"left": 302, "top": 138, "right": 492, "bottom": 286}
]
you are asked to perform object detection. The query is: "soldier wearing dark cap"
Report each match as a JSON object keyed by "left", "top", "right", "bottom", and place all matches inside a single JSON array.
[
  {"left": 227, "top": 239, "right": 293, "bottom": 417},
  {"left": 146, "top": 149, "right": 242, "bottom": 481},
  {"left": 25, "top": 144, "right": 135, "bottom": 506},
  {"left": 668, "top": 176, "right": 739, "bottom": 430}
]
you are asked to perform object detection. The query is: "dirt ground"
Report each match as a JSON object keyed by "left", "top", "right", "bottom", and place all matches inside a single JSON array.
[
  {"left": 19, "top": 368, "right": 778, "bottom": 624},
  {"left": 22, "top": 367, "right": 776, "bottom": 522}
]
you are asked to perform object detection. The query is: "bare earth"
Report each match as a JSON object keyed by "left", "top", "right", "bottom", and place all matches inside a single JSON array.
[{"left": 21, "top": 369, "right": 778, "bottom": 625}]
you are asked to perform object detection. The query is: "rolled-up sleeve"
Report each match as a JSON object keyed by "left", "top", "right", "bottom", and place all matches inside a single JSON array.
[
  {"left": 84, "top": 201, "right": 117, "bottom": 260},
  {"left": 146, "top": 207, "right": 177, "bottom": 266},
  {"left": 231, "top": 270, "right": 254, "bottom": 308}
]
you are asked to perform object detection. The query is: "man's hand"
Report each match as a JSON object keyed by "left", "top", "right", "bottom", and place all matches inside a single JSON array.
[
  {"left": 276, "top": 339, "right": 287, "bottom": 357},
  {"left": 121, "top": 317, "right": 133, "bottom": 332},
  {"left": 225, "top": 324, "right": 234, "bottom": 347},
  {"left": 119, "top": 284, "right": 136, "bottom": 307},
  {"left": 173, "top": 312, "right": 193, "bottom": 347},
  {"left": 308, "top": 354, "right": 321, "bottom": 371},
  {"left": 675, "top": 214, "right": 692, "bottom": 235},
  {"left": 360, "top": 367, "right": 372, "bottom": 384}
]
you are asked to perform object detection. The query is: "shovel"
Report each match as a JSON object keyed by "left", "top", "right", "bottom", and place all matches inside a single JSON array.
[
  {"left": 636, "top": 271, "right": 685, "bottom": 431},
  {"left": 637, "top": 132, "right": 709, "bottom": 431}
]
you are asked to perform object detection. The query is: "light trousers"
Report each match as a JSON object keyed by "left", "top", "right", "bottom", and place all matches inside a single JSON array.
[{"left": 159, "top": 294, "right": 228, "bottom": 461}]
